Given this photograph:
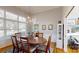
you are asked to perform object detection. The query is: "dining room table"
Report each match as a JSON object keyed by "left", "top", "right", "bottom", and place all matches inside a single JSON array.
[{"left": 20, "top": 36, "right": 47, "bottom": 45}]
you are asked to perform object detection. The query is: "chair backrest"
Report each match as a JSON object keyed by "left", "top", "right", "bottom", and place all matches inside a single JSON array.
[
  {"left": 36, "top": 32, "right": 39, "bottom": 37},
  {"left": 45, "top": 36, "right": 51, "bottom": 53},
  {"left": 29, "top": 33, "right": 34, "bottom": 40},
  {"left": 11, "top": 36, "right": 19, "bottom": 49},
  {"left": 15, "top": 32, "right": 21, "bottom": 41},
  {"left": 35, "top": 32, "right": 43, "bottom": 38},
  {"left": 31, "top": 32, "right": 35, "bottom": 38},
  {"left": 20, "top": 37, "right": 30, "bottom": 52},
  {"left": 39, "top": 33, "right": 43, "bottom": 38}
]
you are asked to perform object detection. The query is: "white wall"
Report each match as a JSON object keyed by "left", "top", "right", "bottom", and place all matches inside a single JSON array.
[{"left": 32, "top": 7, "right": 63, "bottom": 43}]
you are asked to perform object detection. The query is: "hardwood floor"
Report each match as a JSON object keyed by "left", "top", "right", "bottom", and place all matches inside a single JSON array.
[
  {"left": 0, "top": 45, "right": 13, "bottom": 53},
  {"left": 0, "top": 42, "right": 64, "bottom": 53},
  {"left": 67, "top": 46, "right": 79, "bottom": 53},
  {"left": 0, "top": 42, "right": 79, "bottom": 53},
  {"left": 52, "top": 42, "right": 64, "bottom": 53}
]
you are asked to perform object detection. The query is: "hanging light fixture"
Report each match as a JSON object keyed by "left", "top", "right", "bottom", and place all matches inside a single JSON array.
[
  {"left": 27, "top": 16, "right": 32, "bottom": 22},
  {"left": 27, "top": 6, "right": 32, "bottom": 23},
  {"left": 27, "top": 16, "right": 30, "bottom": 19}
]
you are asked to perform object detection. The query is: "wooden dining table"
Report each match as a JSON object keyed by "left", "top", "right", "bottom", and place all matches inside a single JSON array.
[{"left": 20, "top": 36, "right": 47, "bottom": 45}]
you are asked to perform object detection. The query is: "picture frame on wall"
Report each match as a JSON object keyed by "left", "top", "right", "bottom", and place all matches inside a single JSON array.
[
  {"left": 34, "top": 24, "right": 39, "bottom": 31},
  {"left": 42, "top": 25, "right": 46, "bottom": 30},
  {"left": 48, "top": 24, "right": 53, "bottom": 30}
]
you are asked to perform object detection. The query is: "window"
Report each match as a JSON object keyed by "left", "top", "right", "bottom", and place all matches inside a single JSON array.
[
  {"left": 19, "top": 16, "right": 26, "bottom": 22},
  {"left": 0, "top": 9, "right": 4, "bottom": 17},
  {"left": 19, "top": 29, "right": 26, "bottom": 32},
  {"left": 6, "top": 21, "right": 18, "bottom": 30},
  {"left": 5, "top": 11, "right": 18, "bottom": 35},
  {"left": 0, "top": 30, "right": 4, "bottom": 37},
  {"left": 0, "top": 9, "right": 27, "bottom": 38},
  {"left": 0, "top": 9, "right": 4, "bottom": 38},
  {"left": 19, "top": 23, "right": 26, "bottom": 32},
  {"left": 0, "top": 19, "right": 4, "bottom": 29},
  {"left": 6, "top": 21, "right": 18, "bottom": 35},
  {"left": 19, "top": 23, "right": 26, "bottom": 29},
  {"left": 6, "top": 30, "right": 17, "bottom": 35},
  {"left": 6, "top": 11, "right": 17, "bottom": 20}
]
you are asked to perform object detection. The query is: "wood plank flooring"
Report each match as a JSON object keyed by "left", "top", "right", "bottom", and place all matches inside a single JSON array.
[{"left": 0, "top": 42, "right": 79, "bottom": 53}]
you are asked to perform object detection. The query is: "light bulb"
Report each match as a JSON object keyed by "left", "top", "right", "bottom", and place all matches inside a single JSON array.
[
  {"left": 29, "top": 20, "right": 32, "bottom": 22},
  {"left": 27, "top": 16, "right": 30, "bottom": 19}
]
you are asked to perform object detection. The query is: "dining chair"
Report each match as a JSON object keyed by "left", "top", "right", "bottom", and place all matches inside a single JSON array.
[
  {"left": 36, "top": 32, "right": 43, "bottom": 38},
  {"left": 35, "top": 32, "right": 39, "bottom": 37},
  {"left": 29, "top": 34, "right": 34, "bottom": 40},
  {"left": 36, "top": 36, "right": 51, "bottom": 53},
  {"left": 20, "top": 37, "right": 38, "bottom": 53},
  {"left": 38, "top": 33, "right": 43, "bottom": 38},
  {"left": 11, "top": 36, "right": 19, "bottom": 53},
  {"left": 15, "top": 32, "right": 21, "bottom": 42}
]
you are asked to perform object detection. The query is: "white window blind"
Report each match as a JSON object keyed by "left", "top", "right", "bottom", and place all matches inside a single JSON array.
[
  {"left": 0, "top": 9, "right": 27, "bottom": 38},
  {"left": 0, "top": 9, "right": 4, "bottom": 17},
  {"left": 19, "top": 16, "right": 26, "bottom": 22},
  {"left": 0, "top": 19, "right": 4, "bottom": 29},
  {"left": 6, "top": 11, "right": 17, "bottom": 20}
]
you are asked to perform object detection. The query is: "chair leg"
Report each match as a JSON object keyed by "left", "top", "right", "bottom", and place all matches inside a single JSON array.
[
  {"left": 16, "top": 48, "right": 19, "bottom": 53},
  {"left": 13, "top": 48, "right": 15, "bottom": 53},
  {"left": 35, "top": 48, "right": 39, "bottom": 53},
  {"left": 13, "top": 48, "right": 19, "bottom": 53},
  {"left": 49, "top": 49, "right": 50, "bottom": 53}
]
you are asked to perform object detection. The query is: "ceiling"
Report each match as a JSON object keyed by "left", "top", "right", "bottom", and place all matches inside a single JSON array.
[{"left": 17, "top": 6, "right": 61, "bottom": 15}]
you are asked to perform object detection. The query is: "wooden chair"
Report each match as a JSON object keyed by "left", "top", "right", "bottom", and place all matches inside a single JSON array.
[
  {"left": 20, "top": 37, "right": 38, "bottom": 53},
  {"left": 11, "top": 36, "right": 19, "bottom": 53},
  {"left": 15, "top": 32, "right": 21, "bottom": 42},
  {"left": 39, "top": 33, "right": 43, "bottom": 38},
  {"left": 46, "top": 36, "right": 51, "bottom": 53},
  {"left": 36, "top": 36, "right": 51, "bottom": 53},
  {"left": 35, "top": 32, "right": 39, "bottom": 37},
  {"left": 29, "top": 34, "right": 34, "bottom": 40},
  {"left": 36, "top": 32, "right": 43, "bottom": 38},
  {"left": 31, "top": 32, "right": 35, "bottom": 36}
]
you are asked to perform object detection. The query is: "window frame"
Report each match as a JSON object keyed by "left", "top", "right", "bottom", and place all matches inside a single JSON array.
[
  {"left": 0, "top": 9, "right": 27, "bottom": 37},
  {"left": 6, "top": 11, "right": 18, "bottom": 21}
]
